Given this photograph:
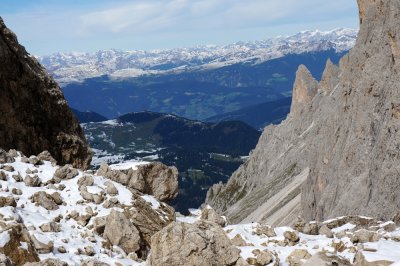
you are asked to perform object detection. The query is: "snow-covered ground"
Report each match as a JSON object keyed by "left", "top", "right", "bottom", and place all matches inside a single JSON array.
[{"left": 1, "top": 151, "right": 399, "bottom": 265}]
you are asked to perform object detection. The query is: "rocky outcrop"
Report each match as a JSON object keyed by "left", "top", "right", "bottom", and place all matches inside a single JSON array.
[
  {"left": 149, "top": 220, "right": 243, "bottom": 266},
  {"left": 97, "top": 162, "right": 178, "bottom": 201},
  {"left": 0, "top": 17, "right": 91, "bottom": 169},
  {"left": 206, "top": 0, "right": 400, "bottom": 224}
]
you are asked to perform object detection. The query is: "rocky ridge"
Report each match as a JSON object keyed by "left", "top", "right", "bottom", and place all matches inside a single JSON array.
[
  {"left": 206, "top": 0, "right": 400, "bottom": 225},
  {"left": 0, "top": 17, "right": 92, "bottom": 169}
]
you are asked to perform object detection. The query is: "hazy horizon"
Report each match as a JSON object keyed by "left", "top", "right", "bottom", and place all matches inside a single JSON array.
[{"left": 1, "top": 0, "right": 359, "bottom": 56}]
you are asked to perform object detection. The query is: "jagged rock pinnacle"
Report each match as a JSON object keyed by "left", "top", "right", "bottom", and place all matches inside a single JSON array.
[{"left": 290, "top": 65, "right": 319, "bottom": 116}]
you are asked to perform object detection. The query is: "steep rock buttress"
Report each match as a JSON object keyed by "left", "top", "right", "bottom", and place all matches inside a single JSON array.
[
  {"left": 206, "top": 0, "right": 400, "bottom": 225},
  {"left": 0, "top": 18, "right": 92, "bottom": 169}
]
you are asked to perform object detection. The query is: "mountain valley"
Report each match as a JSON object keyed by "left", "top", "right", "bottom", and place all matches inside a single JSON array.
[{"left": 82, "top": 112, "right": 260, "bottom": 212}]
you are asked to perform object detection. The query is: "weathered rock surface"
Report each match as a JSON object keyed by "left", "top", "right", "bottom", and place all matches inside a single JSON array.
[
  {"left": 24, "top": 258, "right": 68, "bottom": 266},
  {"left": 124, "top": 194, "right": 175, "bottom": 247},
  {"left": 149, "top": 220, "right": 242, "bottom": 266},
  {"left": 206, "top": 0, "right": 400, "bottom": 224},
  {"left": 303, "top": 251, "right": 352, "bottom": 266},
  {"left": 354, "top": 251, "right": 393, "bottom": 266},
  {"left": 0, "top": 254, "right": 12, "bottom": 266},
  {"left": 0, "top": 17, "right": 92, "bottom": 169},
  {"left": 103, "top": 210, "right": 141, "bottom": 254},
  {"left": 31, "top": 192, "right": 59, "bottom": 210},
  {"left": 97, "top": 162, "right": 178, "bottom": 201},
  {"left": 0, "top": 224, "right": 40, "bottom": 265}
]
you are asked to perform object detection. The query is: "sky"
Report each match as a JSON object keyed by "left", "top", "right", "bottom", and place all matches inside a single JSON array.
[{"left": 0, "top": 0, "right": 359, "bottom": 56}]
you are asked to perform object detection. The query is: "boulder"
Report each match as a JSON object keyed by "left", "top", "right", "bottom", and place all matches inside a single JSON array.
[
  {"left": 354, "top": 251, "right": 393, "bottom": 266},
  {"left": 0, "top": 172, "right": 7, "bottom": 181},
  {"left": 351, "top": 229, "right": 380, "bottom": 243},
  {"left": 254, "top": 224, "right": 276, "bottom": 237},
  {"left": 231, "top": 234, "right": 248, "bottom": 247},
  {"left": 303, "top": 222, "right": 320, "bottom": 235},
  {"left": 39, "top": 222, "right": 60, "bottom": 233},
  {"left": 24, "top": 175, "right": 41, "bottom": 187},
  {"left": 79, "top": 186, "right": 104, "bottom": 204},
  {"left": 104, "top": 181, "right": 118, "bottom": 196},
  {"left": 80, "top": 260, "right": 110, "bottom": 266},
  {"left": 1, "top": 166, "right": 14, "bottom": 172},
  {"left": 149, "top": 220, "right": 242, "bottom": 266},
  {"left": 31, "top": 192, "right": 59, "bottom": 210},
  {"left": 54, "top": 165, "right": 78, "bottom": 181},
  {"left": 103, "top": 210, "right": 141, "bottom": 254},
  {"left": 201, "top": 206, "right": 226, "bottom": 227},
  {"left": 0, "top": 197, "right": 16, "bottom": 208},
  {"left": 286, "top": 249, "right": 312, "bottom": 266},
  {"left": 0, "top": 150, "right": 15, "bottom": 164},
  {"left": 27, "top": 156, "right": 42, "bottom": 166},
  {"left": 37, "top": 151, "right": 57, "bottom": 165},
  {"left": 92, "top": 216, "right": 106, "bottom": 235},
  {"left": 319, "top": 224, "right": 333, "bottom": 238},
  {"left": 303, "top": 251, "right": 352, "bottom": 266},
  {"left": 31, "top": 234, "right": 54, "bottom": 254},
  {"left": 284, "top": 230, "right": 300, "bottom": 244},
  {"left": 77, "top": 175, "right": 94, "bottom": 187},
  {"left": 97, "top": 162, "right": 178, "bottom": 201},
  {"left": 24, "top": 258, "right": 68, "bottom": 266}
]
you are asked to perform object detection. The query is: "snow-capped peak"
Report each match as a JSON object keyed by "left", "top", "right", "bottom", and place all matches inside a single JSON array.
[{"left": 37, "top": 28, "right": 358, "bottom": 85}]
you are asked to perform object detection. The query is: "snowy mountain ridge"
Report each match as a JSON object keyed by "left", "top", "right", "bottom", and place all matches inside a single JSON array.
[{"left": 38, "top": 28, "right": 357, "bottom": 84}]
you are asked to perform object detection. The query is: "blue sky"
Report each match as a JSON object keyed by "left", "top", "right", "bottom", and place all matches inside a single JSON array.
[{"left": 1, "top": 0, "right": 359, "bottom": 55}]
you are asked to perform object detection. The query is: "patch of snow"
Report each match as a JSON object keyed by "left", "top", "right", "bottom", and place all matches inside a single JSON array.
[
  {"left": 109, "top": 160, "right": 149, "bottom": 170},
  {"left": 141, "top": 195, "right": 160, "bottom": 209},
  {"left": 0, "top": 231, "right": 10, "bottom": 248}
]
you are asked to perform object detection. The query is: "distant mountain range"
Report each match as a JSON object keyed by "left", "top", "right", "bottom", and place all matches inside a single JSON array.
[
  {"left": 38, "top": 28, "right": 357, "bottom": 84},
  {"left": 46, "top": 28, "right": 356, "bottom": 128},
  {"left": 84, "top": 111, "right": 261, "bottom": 211}
]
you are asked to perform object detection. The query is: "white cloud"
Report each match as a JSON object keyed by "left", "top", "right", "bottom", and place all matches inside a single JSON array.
[
  {"left": 1, "top": 0, "right": 358, "bottom": 55},
  {"left": 77, "top": 0, "right": 358, "bottom": 35}
]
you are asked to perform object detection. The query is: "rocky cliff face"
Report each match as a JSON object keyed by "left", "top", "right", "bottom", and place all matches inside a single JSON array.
[
  {"left": 206, "top": 0, "right": 400, "bottom": 225},
  {"left": 0, "top": 17, "right": 91, "bottom": 169}
]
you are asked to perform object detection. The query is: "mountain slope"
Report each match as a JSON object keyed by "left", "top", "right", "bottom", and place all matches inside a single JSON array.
[
  {"left": 72, "top": 108, "right": 108, "bottom": 123},
  {"left": 0, "top": 17, "right": 91, "bottom": 169},
  {"left": 84, "top": 112, "right": 261, "bottom": 212},
  {"left": 206, "top": 0, "right": 400, "bottom": 225},
  {"left": 206, "top": 97, "right": 292, "bottom": 130}
]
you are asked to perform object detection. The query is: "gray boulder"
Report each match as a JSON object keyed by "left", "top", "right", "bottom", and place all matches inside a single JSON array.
[
  {"left": 97, "top": 162, "right": 178, "bottom": 201},
  {"left": 103, "top": 210, "right": 141, "bottom": 254},
  {"left": 149, "top": 220, "right": 242, "bottom": 266},
  {"left": 31, "top": 192, "right": 59, "bottom": 210}
]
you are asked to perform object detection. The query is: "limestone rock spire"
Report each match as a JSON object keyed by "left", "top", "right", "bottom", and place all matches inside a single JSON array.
[{"left": 290, "top": 65, "right": 319, "bottom": 116}]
